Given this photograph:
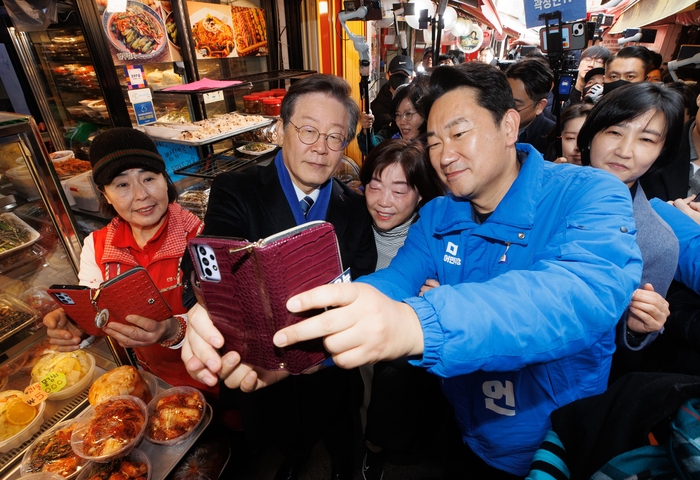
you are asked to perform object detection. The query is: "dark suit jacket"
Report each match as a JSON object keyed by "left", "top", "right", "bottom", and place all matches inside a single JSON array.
[
  {"left": 639, "top": 119, "right": 693, "bottom": 202},
  {"left": 518, "top": 112, "right": 555, "bottom": 155},
  {"left": 203, "top": 160, "right": 376, "bottom": 276}
]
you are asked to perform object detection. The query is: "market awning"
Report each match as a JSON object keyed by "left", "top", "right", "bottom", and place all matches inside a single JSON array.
[
  {"left": 609, "top": 0, "right": 697, "bottom": 34},
  {"left": 479, "top": 0, "right": 502, "bottom": 35}
]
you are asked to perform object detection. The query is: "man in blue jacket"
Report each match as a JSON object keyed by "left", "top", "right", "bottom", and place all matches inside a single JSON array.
[{"left": 184, "top": 64, "right": 643, "bottom": 477}]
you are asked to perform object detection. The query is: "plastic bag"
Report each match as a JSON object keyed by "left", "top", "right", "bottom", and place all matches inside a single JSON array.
[{"left": 4, "top": 0, "right": 58, "bottom": 32}]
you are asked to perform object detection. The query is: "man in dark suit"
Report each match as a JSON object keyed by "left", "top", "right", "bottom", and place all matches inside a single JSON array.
[
  {"left": 182, "top": 74, "right": 377, "bottom": 480},
  {"left": 506, "top": 57, "right": 556, "bottom": 155}
]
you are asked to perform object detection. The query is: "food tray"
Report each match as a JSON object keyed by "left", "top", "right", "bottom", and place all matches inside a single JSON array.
[
  {"left": 236, "top": 143, "right": 278, "bottom": 156},
  {"left": 158, "top": 117, "right": 274, "bottom": 146},
  {"left": 21, "top": 419, "right": 87, "bottom": 478},
  {"left": 139, "top": 403, "right": 212, "bottom": 479},
  {"left": 0, "top": 295, "right": 39, "bottom": 345},
  {"left": 0, "top": 212, "right": 41, "bottom": 260}
]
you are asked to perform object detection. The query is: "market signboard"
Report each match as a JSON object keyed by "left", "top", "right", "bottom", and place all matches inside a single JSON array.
[{"left": 523, "top": 0, "right": 587, "bottom": 29}]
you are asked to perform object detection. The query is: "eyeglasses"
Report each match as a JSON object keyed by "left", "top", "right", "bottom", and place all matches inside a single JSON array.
[
  {"left": 394, "top": 111, "right": 419, "bottom": 122},
  {"left": 515, "top": 102, "right": 535, "bottom": 113},
  {"left": 289, "top": 121, "right": 347, "bottom": 151}
]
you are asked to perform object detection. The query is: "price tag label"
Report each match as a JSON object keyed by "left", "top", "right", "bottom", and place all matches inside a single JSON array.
[
  {"left": 203, "top": 90, "right": 224, "bottom": 104},
  {"left": 23, "top": 383, "right": 48, "bottom": 406},
  {"left": 41, "top": 372, "right": 68, "bottom": 394}
]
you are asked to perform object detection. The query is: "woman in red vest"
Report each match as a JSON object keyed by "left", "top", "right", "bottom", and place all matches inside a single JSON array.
[{"left": 43, "top": 128, "right": 214, "bottom": 394}]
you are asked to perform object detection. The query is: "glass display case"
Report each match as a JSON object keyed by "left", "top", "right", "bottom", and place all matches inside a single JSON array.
[
  {"left": 10, "top": 26, "right": 114, "bottom": 160},
  {"left": 0, "top": 113, "right": 125, "bottom": 477}
]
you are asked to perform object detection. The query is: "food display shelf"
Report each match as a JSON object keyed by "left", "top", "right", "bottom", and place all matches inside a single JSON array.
[
  {"left": 152, "top": 81, "right": 254, "bottom": 95},
  {"left": 152, "top": 117, "right": 273, "bottom": 146},
  {"left": 174, "top": 147, "right": 265, "bottom": 179}
]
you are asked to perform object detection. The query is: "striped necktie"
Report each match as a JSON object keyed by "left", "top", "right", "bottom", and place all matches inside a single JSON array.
[{"left": 300, "top": 196, "right": 314, "bottom": 217}]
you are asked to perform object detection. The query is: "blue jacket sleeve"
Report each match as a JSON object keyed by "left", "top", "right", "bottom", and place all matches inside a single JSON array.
[
  {"left": 360, "top": 175, "right": 642, "bottom": 378},
  {"left": 650, "top": 198, "right": 700, "bottom": 294}
]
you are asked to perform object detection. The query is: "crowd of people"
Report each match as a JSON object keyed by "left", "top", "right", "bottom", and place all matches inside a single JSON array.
[{"left": 41, "top": 38, "right": 700, "bottom": 480}]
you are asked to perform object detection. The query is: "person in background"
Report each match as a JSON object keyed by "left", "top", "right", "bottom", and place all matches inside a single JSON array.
[
  {"left": 371, "top": 55, "right": 415, "bottom": 134},
  {"left": 418, "top": 47, "right": 433, "bottom": 73},
  {"left": 568, "top": 46, "right": 610, "bottom": 106},
  {"left": 580, "top": 67, "right": 606, "bottom": 104},
  {"left": 577, "top": 82, "right": 684, "bottom": 381},
  {"left": 479, "top": 47, "right": 495, "bottom": 65},
  {"left": 667, "top": 82, "right": 700, "bottom": 123},
  {"left": 437, "top": 54, "right": 455, "bottom": 66},
  {"left": 640, "top": 87, "right": 700, "bottom": 202},
  {"left": 447, "top": 49, "right": 465, "bottom": 65},
  {"left": 43, "top": 128, "right": 217, "bottom": 395},
  {"left": 647, "top": 68, "right": 663, "bottom": 82},
  {"left": 604, "top": 45, "right": 654, "bottom": 94},
  {"left": 549, "top": 103, "right": 592, "bottom": 164},
  {"left": 183, "top": 62, "right": 643, "bottom": 478},
  {"left": 181, "top": 74, "right": 377, "bottom": 480},
  {"left": 358, "top": 138, "right": 446, "bottom": 480},
  {"left": 506, "top": 57, "right": 555, "bottom": 154},
  {"left": 357, "top": 81, "right": 427, "bottom": 156}
]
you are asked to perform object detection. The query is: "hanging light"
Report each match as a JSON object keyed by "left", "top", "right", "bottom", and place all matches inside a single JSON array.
[
  {"left": 441, "top": 6, "right": 457, "bottom": 31},
  {"left": 405, "top": 0, "right": 435, "bottom": 30},
  {"left": 450, "top": 17, "right": 468, "bottom": 36}
]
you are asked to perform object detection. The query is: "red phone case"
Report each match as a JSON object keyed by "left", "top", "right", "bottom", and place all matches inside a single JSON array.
[
  {"left": 188, "top": 221, "right": 341, "bottom": 374},
  {"left": 48, "top": 267, "right": 172, "bottom": 336},
  {"left": 47, "top": 286, "right": 102, "bottom": 337}
]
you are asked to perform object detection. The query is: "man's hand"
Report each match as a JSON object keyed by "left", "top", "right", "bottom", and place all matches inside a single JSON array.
[
  {"left": 275, "top": 283, "right": 424, "bottom": 369},
  {"left": 626, "top": 283, "right": 669, "bottom": 334},
  {"left": 43, "top": 308, "right": 84, "bottom": 351},
  {"left": 102, "top": 315, "right": 176, "bottom": 348},
  {"left": 670, "top": 195, "right": 700, "bottom": 225},
  {"left": 419, "top": 279, "right": 440, "bottom": 296},
  {"left": 180, "top": 303, "right": 290, "bottom": 392},
  {"left": 359, "top": 111, "right": 374, "bottom": 131}
]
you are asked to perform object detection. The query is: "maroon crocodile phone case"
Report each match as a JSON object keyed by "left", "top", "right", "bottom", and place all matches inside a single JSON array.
[{"left": 188, "top": 221, "right": 342, "bottom": 374}]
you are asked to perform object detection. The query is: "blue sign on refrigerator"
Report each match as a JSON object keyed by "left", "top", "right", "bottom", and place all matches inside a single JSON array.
[
  {"left": 524, "top": 0, "right": 587, "bottom": 29},
  {"left": 133, "top": 101, "right": 156, "bottom": 125}
]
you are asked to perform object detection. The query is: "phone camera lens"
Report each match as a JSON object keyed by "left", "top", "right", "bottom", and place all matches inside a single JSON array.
[
  {"left": 212, "top": 265, "right": 218, "bottom": 271},
  {"left": 209, "top": 254, "right": 215, "bottom": 260},
  {"left": 199, "top": 247, "right": 207, "bottom": 255},
  {"left": 205, "top": 268, "right": 212, "bottom": 277},
  {"left": 202, "top": 258, "right": 210, "bottom": 266}
]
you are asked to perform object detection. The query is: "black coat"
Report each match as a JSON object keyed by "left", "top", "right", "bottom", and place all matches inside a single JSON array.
[
  {"left": 201, "top": 160, "right": 377, "bottom": 279},
  {"left": 518, "top": 113, "right": 555, "bottom": 155},
  {"left": 639, "top": 119, "right": 693, "bottom": 202}
]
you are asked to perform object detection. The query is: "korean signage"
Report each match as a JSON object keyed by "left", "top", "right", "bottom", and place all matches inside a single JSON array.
[{"left": 524, "top": 0, "right": 587, "bottom": 29}]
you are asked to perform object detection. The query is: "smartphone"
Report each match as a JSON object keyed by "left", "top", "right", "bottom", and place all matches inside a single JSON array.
[
  {"left": 47, "top": 285, "right": 102, "bottom": 336},
  {"left": 693, "top": 193, "right": 700, "bottom": 203},
  {"left": 193, "top": 243, "right": 221, "bottom": 282}
]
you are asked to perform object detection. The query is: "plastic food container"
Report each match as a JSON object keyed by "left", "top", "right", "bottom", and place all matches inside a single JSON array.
[
  {"left": 5, "top": 165, "right": 39, "bottom": 199},
  {"left": 17, "top": 473, "right": 64, "bottom": 480},
  {"left": 271, "top": 88, "right": 287, "bottom": 97},
  {"left": 71, "top": 395, "right": 148, "bottom": 462},
  {"left": 42, "top": 352, "right": 96, "bottom": 401},
  {"left": 139, "top": 370, "right": 159, "bottom": 399},
  {"left": 21, "top": 419, "right": 87, "bottom": 478},
  {"left": 63, "top": 171, "right": 100, "bottom": 212},
  {"left": 145, "top": 386, "right": 206, "bottom": 446},
  {"left": 76, "top": 448, "right": 151, "bottom": 480},
  {"left": 0, "top": 390, "right": 46, "bottom": 453},
  {"left": 49, "top": 150, "right": 75, "bottom": 162},
  {"left": 243, "top": 94, "right": 261, "bottom": 114},
  {"left": 262, "top": 97, "right": 282, "bottom": 116}
]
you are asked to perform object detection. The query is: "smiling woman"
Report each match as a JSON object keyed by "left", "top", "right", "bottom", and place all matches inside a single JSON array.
[
  {"left": 577, "top": 82, "right": 685, "bottom": 380},
  {"left": 42, "top": 128, "right": 217, "bottom": 397}
]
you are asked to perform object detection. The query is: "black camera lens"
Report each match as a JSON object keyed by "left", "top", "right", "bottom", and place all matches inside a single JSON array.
[
  {"left": 212, "top": 265, "right": 218, "bottom": 271},
  {"left": 209, "top": 254, "right": 216, "bottom": 260},
  {"left": 199, "top": 246, "right": 207, "bottom": 255},
  {"left": 202, "top": 257, "right": 210, "bottom": 266},
  {"left": 205, "top": 267, "right": 212, "bottom": 277}
]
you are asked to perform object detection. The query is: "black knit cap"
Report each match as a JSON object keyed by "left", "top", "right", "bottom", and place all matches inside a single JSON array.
[{"left": 89, "top": 127, "right": 166, "bottom": 186}]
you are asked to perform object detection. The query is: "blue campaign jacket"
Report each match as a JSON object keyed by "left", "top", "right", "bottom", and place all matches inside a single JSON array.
[
  {"left": 650, "top": 197, "right": 700, "bottom": 295},
  {"left": 359, "top": 144, "right": 643, "bottom": 475}
]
